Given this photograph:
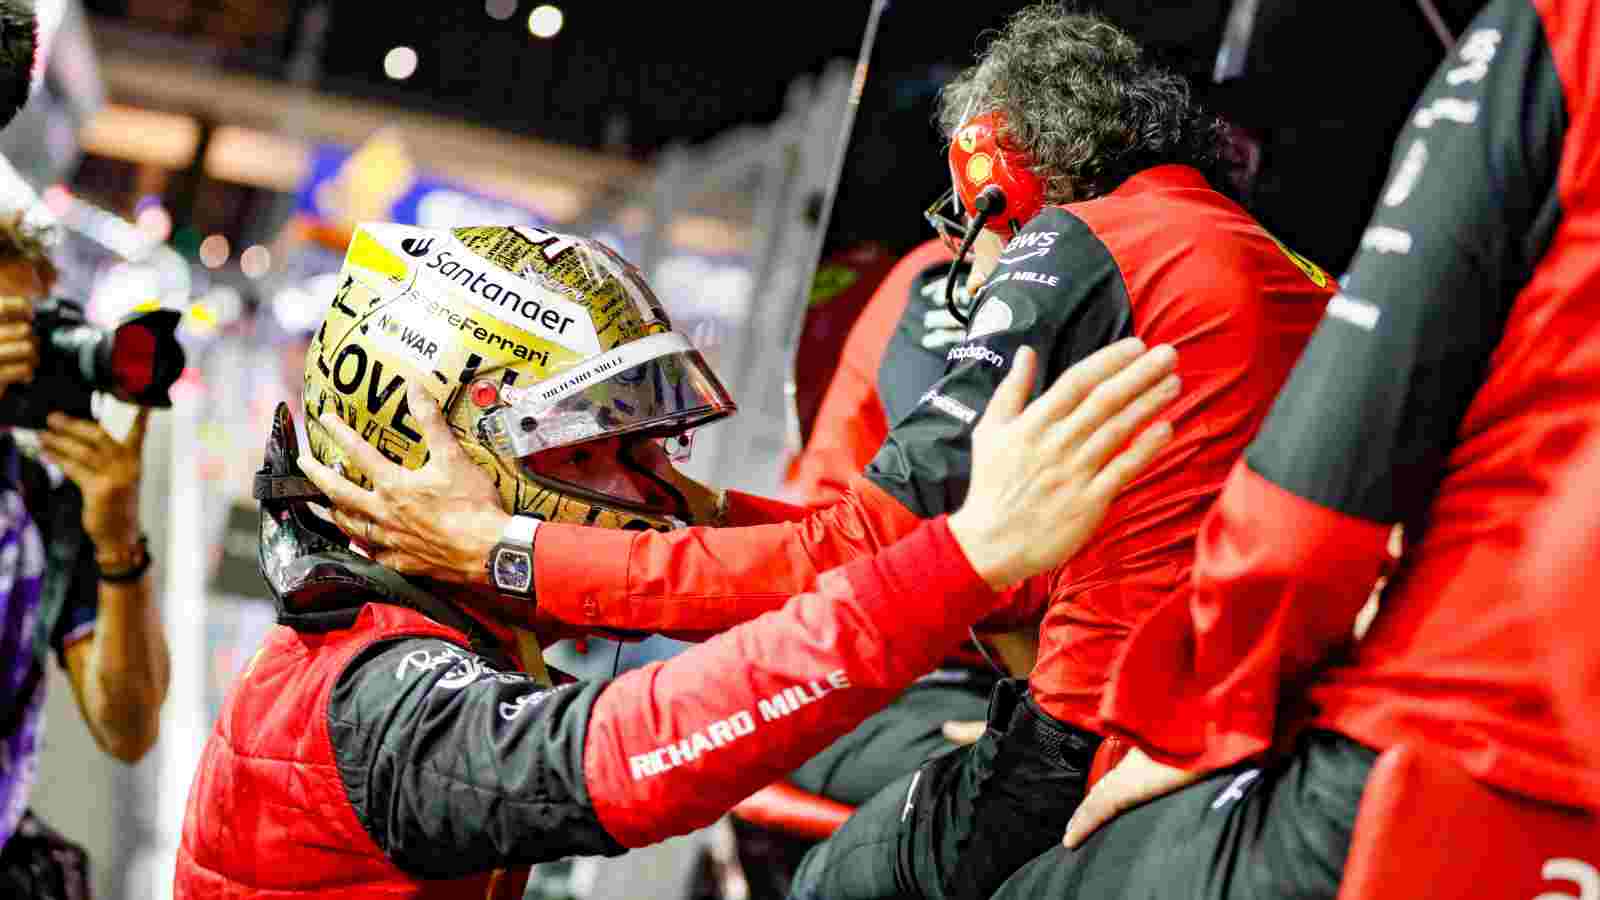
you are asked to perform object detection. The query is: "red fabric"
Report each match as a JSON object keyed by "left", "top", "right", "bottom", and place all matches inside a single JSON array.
[
  {"left": 721, "top": 489, "right": 810, "bottom": 527},
  {"left": 786, "top": 240, "right": 952, "bottom": 508},
  {"left": 1099, "top": 464, "right": 1391, "bottom": 769},
  {"left": 1086, "top": 736, "right": 1132, "bottom": 791},
  {"left": 582, "top": 517, "right": 997, "bottom": 848},
  {"left": 731, "top": 783, "right": 855, "bottom": 840},
  {"left": 1522, "top": 436, "right": 1600, "bottom": 810},
  {"left": 791, "top": 243, "right": 900, "bottom": 445},
  {"left": 1027, "top": 166, "right": 1332, "bottom": 730},
  {"left": 1102, "top": 0, "right": 1600, "bottom": 811},
  {"left": 174, "top": 604, "right": 529, "bottom": 900},
  {"left": 1336, "top": 745, "right": 1600, "bottom": 900},
  {"left": 534, "top": 473, "right": 922, "bottom": 637}
]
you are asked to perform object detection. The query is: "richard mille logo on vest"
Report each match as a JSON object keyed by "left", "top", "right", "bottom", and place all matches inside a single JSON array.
[{"left": 400, "top": 236, "right": 434, "bottom": 257}]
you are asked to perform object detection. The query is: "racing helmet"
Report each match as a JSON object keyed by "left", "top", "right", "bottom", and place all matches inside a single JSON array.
[{"left": 302, "top": 223, "right": 736, "bottom": 531}]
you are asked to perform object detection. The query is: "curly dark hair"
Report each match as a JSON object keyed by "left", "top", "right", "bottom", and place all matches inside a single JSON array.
[
  {"left": 0, "top": 0, "right": 36, "bottom": 131},
  {"left": 938, "top": 5, "right": 1232, "bottom": 203}
]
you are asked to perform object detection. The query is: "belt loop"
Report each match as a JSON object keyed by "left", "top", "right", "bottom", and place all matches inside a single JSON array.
[{"left": 984, "top": 678, "right": 1026, "bottom": 730}]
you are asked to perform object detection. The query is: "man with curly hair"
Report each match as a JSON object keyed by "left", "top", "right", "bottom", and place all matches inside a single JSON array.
[{"left": 785, "top": 8, "right": 1332, "bottom": 899}]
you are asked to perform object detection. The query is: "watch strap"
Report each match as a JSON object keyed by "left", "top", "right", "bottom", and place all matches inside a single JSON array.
[{"left": 487, "top": 516, "right": 540, "bottom": 598}]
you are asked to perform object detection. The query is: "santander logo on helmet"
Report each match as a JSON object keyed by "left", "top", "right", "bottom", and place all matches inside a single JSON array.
[{"left": 948, "top": 112, "right": 1046, "bottom": 241}]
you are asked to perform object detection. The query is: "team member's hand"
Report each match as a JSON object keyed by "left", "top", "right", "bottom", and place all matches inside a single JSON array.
[
  {"left": 0, "top": 296, "right": 38, "bottom": 389},
  {"left": 41, "top": 409, "right": 149, "bottom": 549},
  {"left": 948, "top": 339, "right": 1179, "bottom": 590},
  {"left": 300, "top": 382, "right": 509, "bottom": 586},
  {"left": 1062, "top": 747, "right": 1202, "bottom": 849},
  {"left": 942, "top": 721, "right": 986, "bottom": 746}
]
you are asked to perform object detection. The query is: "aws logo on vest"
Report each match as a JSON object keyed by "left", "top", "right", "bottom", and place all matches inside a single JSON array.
[{"left": 999, "top": 230, "right": 1059, "bottom": 265}]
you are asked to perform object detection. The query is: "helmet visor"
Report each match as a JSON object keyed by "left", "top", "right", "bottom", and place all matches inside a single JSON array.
[
  {"left": 480, "top": 331, "right": 735, "bottom": 460},
  {"left": 520, "top": 435, "right": 694, "bottom": 519}
]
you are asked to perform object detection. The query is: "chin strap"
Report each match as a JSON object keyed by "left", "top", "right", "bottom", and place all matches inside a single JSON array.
[{"left": 254, "top": 402, "right": 513, "bottom": 669}]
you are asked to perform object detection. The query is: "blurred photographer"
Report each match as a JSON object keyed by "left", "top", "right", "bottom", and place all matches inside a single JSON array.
[{"left": 0, "top": 203, "right": 170, "bottom": 896}]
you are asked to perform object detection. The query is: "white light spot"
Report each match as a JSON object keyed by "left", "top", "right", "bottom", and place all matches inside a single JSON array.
[
  {"left": 528, "top": 4, "right": 563, "bottom": 38},
  {"left": 240, "top": 245, "right": 272, "bottom": 279},
  {"left": 135, "top": 206, "right": 172, "bottom": 242},
  {"left": 485, "top": 0, "right": 518, "bottom": 20},
  {"left": 199, "top": 234, "right": 230, "bottom": 269},
  {"left": 384, "top": 46, "right": 418, "bottom": 81}
]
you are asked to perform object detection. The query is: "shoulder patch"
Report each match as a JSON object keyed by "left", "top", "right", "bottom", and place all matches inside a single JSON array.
[{"left": 967, "top": 299, "right": 1015, "bottom": 340}]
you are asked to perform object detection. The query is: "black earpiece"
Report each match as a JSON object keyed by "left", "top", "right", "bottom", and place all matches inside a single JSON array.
[{"left": 974, "top": 185, "right": 1007, "bottom": 217}]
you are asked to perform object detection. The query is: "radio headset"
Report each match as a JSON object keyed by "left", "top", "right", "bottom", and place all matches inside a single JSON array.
[{"left": 943, "top": 112, "right": 1046, "bottom": 326}]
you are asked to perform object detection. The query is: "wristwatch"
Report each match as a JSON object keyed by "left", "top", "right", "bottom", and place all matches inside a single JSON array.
[
  {"left": 97, "top": 534, "right": 152, "bottom": 583},
  {"left": 487, "top": 515, "right": 540, "bottom": 598}
]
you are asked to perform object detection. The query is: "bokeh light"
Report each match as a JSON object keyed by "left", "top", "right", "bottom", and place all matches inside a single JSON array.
[
  {"left": 240, "top": 245, "right": 272, "bottom": 279},
  {"left": 527, "top": 5, "right": 563, "bottom": 38},
  {"left": 485, "top": 0, "right": 518, "bottom": 21},
  {"left": 135, "top": 206, "right": 172, "bottom": 242},
  {"left": 383, "top": 46, "right": 418, "bottom": 81},
  {"left": 199, "top": 234, "right": 230, "bottom": 269}
]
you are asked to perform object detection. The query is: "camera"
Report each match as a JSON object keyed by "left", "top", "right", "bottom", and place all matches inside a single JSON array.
[{"left": 0, "top": 298, "right": 185, "bottom": 427}]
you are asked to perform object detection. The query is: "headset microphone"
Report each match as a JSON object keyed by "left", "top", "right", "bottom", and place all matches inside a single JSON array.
[
  {"left": 975, "top": 185, "right": 1006, "bottom": 216},
  {"left": 946, "top": 186, "right": 1008, "bottom": 327}
]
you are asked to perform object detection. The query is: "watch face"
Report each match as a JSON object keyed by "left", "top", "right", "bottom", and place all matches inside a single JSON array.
[{"left": 492, "top": 546, "right": 534, "bottom": 594}]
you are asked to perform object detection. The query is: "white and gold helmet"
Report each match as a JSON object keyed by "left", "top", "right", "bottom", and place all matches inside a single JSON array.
[{"left": 302, "top": 223, "right": 735, "bottom": 530}]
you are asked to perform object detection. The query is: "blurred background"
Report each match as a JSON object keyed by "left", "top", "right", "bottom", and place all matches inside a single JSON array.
[{"left": 13, "top": 1, "right": 1481, "bottom": 897}]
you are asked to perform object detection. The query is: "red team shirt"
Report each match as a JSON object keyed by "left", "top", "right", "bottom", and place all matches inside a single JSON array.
[{"left": 1101, "top": 0, "right": 1600, "bottom": 811}]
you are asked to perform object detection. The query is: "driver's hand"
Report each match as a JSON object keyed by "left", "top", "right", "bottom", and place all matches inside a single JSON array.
[
  {"left": 300, "top": 381, "right": 511, "bottom": 587},
  {"left": 949, "top": 340, "right": 1179, "bottom": 590},
  {"left": 0, "top": 296, "right": 38, "bottom": 389}
]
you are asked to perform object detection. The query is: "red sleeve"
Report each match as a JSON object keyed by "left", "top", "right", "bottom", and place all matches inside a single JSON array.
[
  {"left": 785, "top": 359, "right": 889, "bottom": 509},
  {"left": 1523, "top": 438, "right": 1600, "bottom": 802},
  {"left": 533, "top": 474, "right": 922, "bottom": 637},
  {"left": 721, "top": 490, "right": 810, "bottom": 526},
  {"left": 1098, "top": 462, "right": 1391, "bottom": 770},
  {"left": 581, "top": 516, "right": 997, "bottom": 847},
  {"left": 975, "top": 573, "right": 1051, "bottom": 631}
]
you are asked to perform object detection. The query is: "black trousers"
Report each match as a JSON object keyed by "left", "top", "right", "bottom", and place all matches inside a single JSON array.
[
  {"left": 990, "top": 731, "right": 1375, "bottom": 900},
  {"left": 790, "top": 669, "right": 996, "bottom": 806},
  {"left": 788, "top": 679, "right": 1099, "bottom": 900}
]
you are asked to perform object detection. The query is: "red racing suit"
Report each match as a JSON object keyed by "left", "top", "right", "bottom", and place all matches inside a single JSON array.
[
  {"left": 529, "top": 165, "right": 1332, "bottom": 733},
  {"left": 1099, "top": 0, "right": 1600, "bottom": 811},
  {"left": 1523, "top": 435, "right": 1600, "bottom": 809},
  {"left": 174, "top": 519, "right": 1000, "bottom": 897},
  {"left": 790, "top": 242, "right": 900, "bottom": 447}
]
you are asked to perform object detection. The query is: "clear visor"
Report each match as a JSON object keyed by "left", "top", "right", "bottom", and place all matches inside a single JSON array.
[
  {"left": 521, "top": 435, "right": 689, "bottom": 517},
  {"left": 481, "top": 331, "right": 736, "bottom": 460}
]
